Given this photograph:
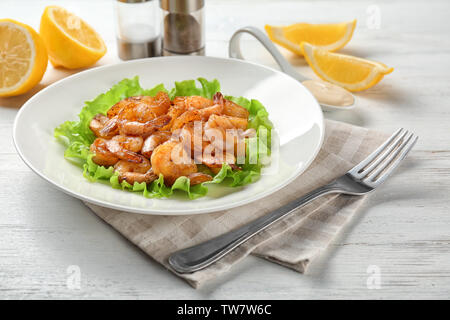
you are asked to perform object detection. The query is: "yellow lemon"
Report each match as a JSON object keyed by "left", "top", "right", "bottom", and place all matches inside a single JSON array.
[
  {"left": 0, "top": 19, "right": 48, "bottom": 97},
  {"left": 265, "top": 20, "right": 356, "bottom": 56},
  {"left": 40, "top": 5, "right": 106, "bottom": 69},
  {"left": 301, "top": 42, "right": 393, "bottom": 92}
]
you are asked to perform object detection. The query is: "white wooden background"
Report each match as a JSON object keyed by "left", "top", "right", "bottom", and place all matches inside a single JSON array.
[{"left": 1, "top": 0, "right": 449, "bottom": 299}]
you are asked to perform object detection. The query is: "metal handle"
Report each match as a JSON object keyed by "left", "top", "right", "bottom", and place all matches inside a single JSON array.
[
  {"left": 168, "top": 184, "right": 338, "bottom": 273},
  {"left": 229, "top": 26, "right": 308, "bottom": 82},
  {"left": 228, "top": 26, "right": 356, "bottom": 111}
]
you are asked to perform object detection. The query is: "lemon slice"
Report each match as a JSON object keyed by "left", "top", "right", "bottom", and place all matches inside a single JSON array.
[
  {"left": 0, "top": 19, "right": 48, "bottom": 97},
  {"left": 301, "top": 42, "right": 393, "bottom": 92},
  {"left": 40, "top": 5, "right": 106, "bottom": 69},
  {"left": 265, "top": 20, "right": 356, "bottom": 55}
]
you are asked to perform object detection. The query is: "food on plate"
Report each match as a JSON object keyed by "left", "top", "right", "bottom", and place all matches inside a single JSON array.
[
  {"left": 54, "top": 77, "right": 273, "bottom": 199},
  {"left": 0, "top": 19, "right": 48, "bottom": 97}
]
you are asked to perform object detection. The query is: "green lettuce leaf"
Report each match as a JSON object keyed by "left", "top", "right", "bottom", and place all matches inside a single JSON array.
[{"left": 55, "top": 77, "right": 273, "bottom": 199}]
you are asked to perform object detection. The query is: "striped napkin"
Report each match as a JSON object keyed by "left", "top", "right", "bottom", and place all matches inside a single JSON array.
[{"left": 85, "top": 119, "right": 388, "bottom": 288}]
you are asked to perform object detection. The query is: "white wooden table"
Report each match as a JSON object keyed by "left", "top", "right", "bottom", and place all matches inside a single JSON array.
[{"left": 1, "top": 0, "right": 449, "bottom": 299}]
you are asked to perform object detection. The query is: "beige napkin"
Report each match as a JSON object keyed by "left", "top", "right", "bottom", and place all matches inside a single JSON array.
[{"left": 85, "top": 119, "right": 388, "bottom": 288}]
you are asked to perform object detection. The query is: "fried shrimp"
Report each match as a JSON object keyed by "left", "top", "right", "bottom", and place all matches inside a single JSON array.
[
  {"left": 173, "top": 95, "right": 214, "bottom": 110},
  {"left": 88, "top": 89, "right": 257, "bottom": 189},
  {"left": 107, "top": 92, "right": 171, "bottom": 122},
  {"left": 223, "top": 99, "right": 249, "bottom": 119},
  {"left": 141, "top": 131, "right": 172, "bottom": 158},
  {"left": 204, "top": 114, "right": 249, "bottom": 151},
  {"left": 109, "top": 135, "right": 143, "bottom": 151},
  {"left": 162, "top": 103, "right": 186, "bottom": 131},
  {"left": 89, "top": 114, "right": 108, "bottom": 137},
  {"left": 105, "top": 135, "right": 144, "bottom": 163},
  {"left": 90, "top": 138, "right": 119, "bottom": 166},
  {"left": 98, "top": 116, "right": 120, "bottom": 138},
  {"left": 151, "top": 141, "right": 198, "bottom": 185},
  {"left": 201, "top": 144, "right": 239, "bottom": 174},
  {"left": 89, "top": 114, "right": 120, "bottom": 139},
  {"left": 118, "top": 114, "right": 171, "bottom": 136},
  {"left": 114, "top": 159, "right": 157, "bottom": 184},
  {"left": 205, "top": 114, "right": 248, "bottom": 131},
  {"left": 179, "top": 122, "right": 207, "bottom": 156},
  {"left": 188, "top": 172, "right": 213, "bottom": 185},
  {"left": 171, "top": 92, "right": 224, "bottom": 131}
]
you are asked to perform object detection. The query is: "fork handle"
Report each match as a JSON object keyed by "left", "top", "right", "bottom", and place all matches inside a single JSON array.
[{"left": 168, "top": 184, "right": 339, "bottom": 273}]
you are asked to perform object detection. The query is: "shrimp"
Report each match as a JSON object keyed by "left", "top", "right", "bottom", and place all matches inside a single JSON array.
[
  {"left": 179, "top": 122, "right": 208, "bottom": 158},
  {"left": 105, "top": 135, "right": 144, "bottom": 163},
  {"left": 204, "top": 114, "right": 248, "bottom": 152},
  {"left": 223, "top": 99, "right": 249, "bottom": 119},
  {"left": 90, "top": 138, "right": 119, "bottom": 166},
  {"left": 114, "top": 159, "right": 157, "bottom": 184},
  {"left": 199, "top": 92, "right": 225, "bottom": 120},
  {"left": 107, "top": 92, "right": 171, "bottom": 122},
  {"left": 151, "top": 141, "right": 198, "bottom": 185},
  {"left": 141, "top": 131, "right": 172, "bottom": 158},
  {"left": 188, "top": 172, "right": 213, "bottom": 185},
  {"left": 89, "top": 114, "right": 120, "bottom": 139},
  {"left": 161, "top": 103, "right": 186, "bottom": 131},
  {"left": 171, "top": 109, "right": 203, "bottom": 132},
  {"left": 201, "top": 144, "right": 239, "bottom": 174},
  {"left": 173, "top": 95, "right": 214, "bottom": 110},
  {"left": 109, "top": 135, "right": 143, "bottom": 152},
  {"left": 89, "top": 114, "right": 108, "bottom": 137},
  {"left": 150, "top": 91, "right": 171, "bottom": 116},
  {"left": 98, "top": 116, "right": 121, "bottom": 138},
  {"left": 114, "top": 158, "right": 150, "bottom": 174},
  {"left": 205, "top": 114, "right": 248, "bottom": 131},
  {"left": 171, "top": 92, "right": 224, "bottom": 132},
  {"left": 118, "top": 114, "right": 171, "bottom": 136}
]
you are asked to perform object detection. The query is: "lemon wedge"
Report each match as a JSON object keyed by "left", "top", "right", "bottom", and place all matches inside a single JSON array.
[
  {"left": 301, "top": 42, "right": 393, "bottom": 92},
  {"left": 0, "top": 19, "right": 48, "bottom": 97},
  {"left": 40, "top": 5, "right": 106, "bottom": 69},
  {"left": 265, "top": 20, "right": 356, "bottom": 55}
]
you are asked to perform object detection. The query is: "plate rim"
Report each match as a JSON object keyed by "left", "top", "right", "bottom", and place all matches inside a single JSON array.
[{"left": 13, "top": 55, "right": 325, "bottom": 215}]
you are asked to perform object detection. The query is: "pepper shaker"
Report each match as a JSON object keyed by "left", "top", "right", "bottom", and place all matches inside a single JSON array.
[
  {"left": 115, "top": 0, "right": 161, "bottom": 60},
  {"left": 160, "top": 0, "right": 205, "bottom": 56}
]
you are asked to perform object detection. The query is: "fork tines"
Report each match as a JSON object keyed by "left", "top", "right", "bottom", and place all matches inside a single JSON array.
[{"left": 348, "top": 128, "right": 418, "bottom": 187}]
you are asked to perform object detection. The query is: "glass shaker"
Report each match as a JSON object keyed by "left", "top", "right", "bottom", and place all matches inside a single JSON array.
[
  {"left": 160, "top": 0, "right": 205, "bottom": 56},
  {"left": 115, "top": 0, "right": 161, "bottom": 60}
]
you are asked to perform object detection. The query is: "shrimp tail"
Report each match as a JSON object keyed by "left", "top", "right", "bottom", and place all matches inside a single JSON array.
[
  {"left": 213, "top": 92, "right": 224, "bottom": 105},
  {"left": 99, "top": 117, "right": 120, "bottom": 137}
]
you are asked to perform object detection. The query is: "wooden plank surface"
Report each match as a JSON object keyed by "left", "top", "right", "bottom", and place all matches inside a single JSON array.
[{"left": 0, "top": 0, "right": 449, "bottom": 299}]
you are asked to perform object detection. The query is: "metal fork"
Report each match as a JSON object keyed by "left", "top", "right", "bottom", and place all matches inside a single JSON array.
[{"left": 169, "top": 129, "right": 418, "bottom": 273}]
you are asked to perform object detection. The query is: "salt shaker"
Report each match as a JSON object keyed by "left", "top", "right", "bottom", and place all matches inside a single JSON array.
[
  {"left": 115, "top": 0, "right": 161, "bottom": 60},
  {"left": 160, "top": 0, "right": 205, "bottom": 56}
]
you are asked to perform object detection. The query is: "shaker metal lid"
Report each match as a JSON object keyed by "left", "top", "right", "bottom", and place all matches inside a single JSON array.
[{"left": 160, "top": 0, "right": 204, "bottom": 13}]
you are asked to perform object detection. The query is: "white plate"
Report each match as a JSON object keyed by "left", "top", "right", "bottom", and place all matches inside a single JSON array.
[{"left": 13, "top": 56, "right": 324, "bottom": 215}]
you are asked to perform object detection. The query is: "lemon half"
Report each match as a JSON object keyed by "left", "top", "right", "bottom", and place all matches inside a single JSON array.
[
  {"left": 0, "top": 19, "right": 48, "bottom": 97},
  {"left": 40, "top": 5, "right": 106, "bottom": 69}
]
